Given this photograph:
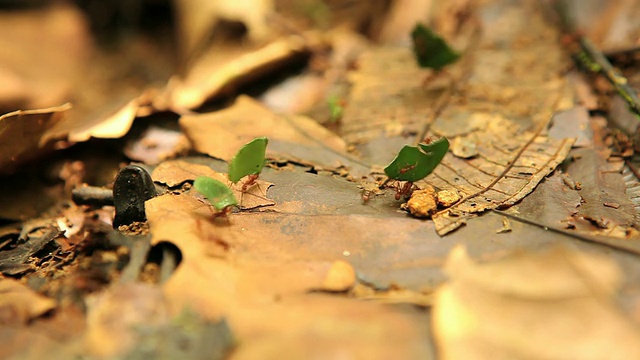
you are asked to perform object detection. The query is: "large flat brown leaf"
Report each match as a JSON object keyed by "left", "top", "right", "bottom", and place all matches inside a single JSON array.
[
  {"left": 433, "top": 245, "right": 640, "bottom": 359},
  {"left": 180, "top": 95, "right": 371, "bottom": 175},
  {"left": 340, "top": 0, "right": 577, "bottom": 235},
  {"left": 144, "top": 193, "right": 432, "bottom": 358}
]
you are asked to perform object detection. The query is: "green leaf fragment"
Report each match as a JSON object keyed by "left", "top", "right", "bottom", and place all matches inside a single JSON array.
[
  {"left": 193, "top": 176, "right": 238, "bottom": 211},
  {"left": 411, "top": 23, "right": 460, "bottom": 71},
  {"left": 328, "top": 95, "right": 344, "bottom": 123},
  {"left": 384, "top": 137, "right": 449, "bottom": 182},
  {"left": 228, "top": 137, "right": 268, "bottom": 183}
]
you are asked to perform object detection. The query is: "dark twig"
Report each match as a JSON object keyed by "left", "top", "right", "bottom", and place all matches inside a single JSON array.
[
  {"left": 578, "top": 37, "right": 640, "bottom": 117},
  {"left": 72, "top": 186, "right": 114, "bottom": 207}
]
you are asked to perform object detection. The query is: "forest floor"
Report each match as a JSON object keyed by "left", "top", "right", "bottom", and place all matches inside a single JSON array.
[{"left": 2, "top": 0, "right": 640, "bottom": 359}]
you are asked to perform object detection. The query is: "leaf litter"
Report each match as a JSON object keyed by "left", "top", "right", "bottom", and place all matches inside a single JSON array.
[{"left": 2, "top": 0, "right": 640, "bottom": 358}]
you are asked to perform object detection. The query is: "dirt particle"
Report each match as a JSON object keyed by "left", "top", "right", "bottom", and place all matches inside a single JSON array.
[
  {"left": 117, "top": 221, "right": 149, "bottom": 236},
  {"left": 407, "top": 187, "right": 437, "bottom": 218},
  {"left": 321, "top": 260, "right": 356, "bottom": 292},
  {"left": 436, "top": 189, "right": 461, "bottom": 208},
  {"left": 603, "top": 202, "right": 620, "bottom": 209}
]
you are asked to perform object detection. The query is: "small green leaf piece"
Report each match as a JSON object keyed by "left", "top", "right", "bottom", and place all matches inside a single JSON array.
[
  {"left": 384, "top": 137, "right": 449, "bottom": 182},
  {"left": 228, "top": 137, "right": 268, "bottom": 183},
  {"left": 193, "top": 176, "right": 238, "bottom": 211},
  {"left": 328, "top": 95, "right": 344, "bottom": 123},
  {"left": 411, "top": 23, "right": 460, "bottom": 71},
  {"left": 418, "top": 136, "right": 450, "bottom": 167}
]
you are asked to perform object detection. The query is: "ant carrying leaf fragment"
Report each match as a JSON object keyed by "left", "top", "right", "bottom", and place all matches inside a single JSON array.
[
  {"left": 228, "top": 136, "right": 269, "bottom": 205},
  {"left": 411, "top": 24, "right": 460, "bottom": 71},
  {"left": 384, "top": 137, "right": 449, "bottom": 200},
  {"left": 193, "top": 176, "right": 238, "bottom": 218}
]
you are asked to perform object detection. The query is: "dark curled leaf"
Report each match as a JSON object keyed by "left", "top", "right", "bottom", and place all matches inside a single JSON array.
[
  {"left": 193, "top": 176, "right": 238, "bottom": 211},
  {"left": 384, "top": 137, "right": 449, "bottom": 182},
  {"left": 411, "top": 23, "right": 460, "bottom": 71},
  {"left": 228, "top": 137, "right": 268, "bottom": 183}
]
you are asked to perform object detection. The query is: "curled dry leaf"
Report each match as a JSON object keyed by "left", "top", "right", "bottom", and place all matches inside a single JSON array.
[
  {"left": 433, "top": 245, "right": 640, "bottom": 359},
  {"left": 0, "top": 104, "right": 71, "bottom": 174},
  {"left": 175, "top": 0, "right": 275, "bottom": 58},
  {"left": 168, "top": 36, "right": 309, "bottom": 111},
  {"left": 44, "top": 98, "right": 139, "bottom": 143}
]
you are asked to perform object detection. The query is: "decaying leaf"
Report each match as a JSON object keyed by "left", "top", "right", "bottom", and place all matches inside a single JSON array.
[
  {"left": 125, "top": 126, "right": 190, "bottom": 165},
  {"left": 564, "top": 148, "right": 636, "bottom": 232},
  {"left": 336, "top": 0, "right": 578, "bottom": 235},
  {"left": 0, "top": 104, "right": 71, "bottom": 174},
  {"left": 85, "top": 283, "right": 171, "bottom": 358},
  {"left": 175, "top": 0, "right": 275, "bottom": 58},
  {"left": 340, "top": 46, "right": 441, "bottom": 148},
  {"left": 427, "top": 112, "right": 575, "bottom": 235},
  {"left": 145, "top": 194, "right": 431, "bottom": 358},
  {"left": 167, "top": 36, "right": 309, "bottom": 111},
  {"left": 0, "top": 4, "right": 91, "bottom": 111},
  {"left": 56, "top": 98, "right": 139, "bottom": 143},
  {"left": 433, "top": 245, "right": 640, "bottom": 359},
  {"left": 0, "top": 278, "right": 56, "bottom": 324},
  {"left": 180, "top": 95, "right": 370, "bottom": 175}
]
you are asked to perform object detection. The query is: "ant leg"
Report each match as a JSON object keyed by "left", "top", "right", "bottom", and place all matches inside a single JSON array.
[{"left": 239, "top": 174, "right": 260, "bottom": 207}]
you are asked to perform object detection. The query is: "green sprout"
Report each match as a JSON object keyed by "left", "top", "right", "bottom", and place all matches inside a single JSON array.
[
  {"left": 384, "top": 137, "right": 449, "bottom": 199},
  {"left": 193, "top": 176, "right": 238, "bottom": 215},
  {"left": 327, "top": 95, "right": 344, "bottom": 123},
  {"left": 411, "top": 24, "right": 460, "bottom": 71}
]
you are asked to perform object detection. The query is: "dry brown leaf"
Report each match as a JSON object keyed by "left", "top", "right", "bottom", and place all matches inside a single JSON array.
[
  {"left": 433, "top": 245, "right": 640, "bottom": 359},
  {"left": 85, "top": 283, "right": 170, "bottom": 358},
  {"left": 341, "top": 0, "right": 575, "bottom": 235},
  {"left": 65, "top": 99, "right": 139, "bottom": 143},
  {"left": 0, "top": 4, "right": 91, "bottom": 111},
  {"left": 0, "top": 104, "right": 71, "bottom": 174},
  {"left": 124, "top": 126, "right": 190, "bottom": 165},
  {"left": 563, "top": 0, "right": 640, "bottom": 53},
  {"left": 145, "top": 193, "right": 431, "bottom": 357},
  {"left": 180, "top": 96, "right": 369, "bottom": 174},
  {"left": 175, "top": 0, "right": 275, "bottom": 57},
  {"left": 427, "top": 114, "right": 575, "bottom": 235},
  {"left": 340, "top": 47, "right": 436, "bottom": 146},
  {"left": 565, "top": 148, "right": 636, "bottom": 231},
  {"left": 168, "top": 36, "right": 309, "bottom": 111},
  {"left": 351, "top": 283, "right": 434, "bottom": 307},
  {"left": 378, "top": 0, "right": 433, "bottom": 45},
  {"left": 0, "top": 278, "right": 56, "bottom": 325},
  {"left": 151, "top": 159, "right": 274, "bottom": 209}
]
